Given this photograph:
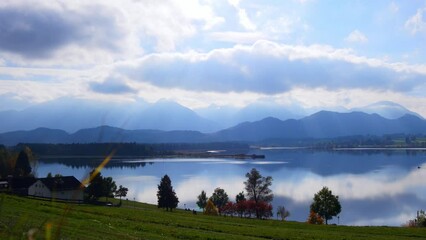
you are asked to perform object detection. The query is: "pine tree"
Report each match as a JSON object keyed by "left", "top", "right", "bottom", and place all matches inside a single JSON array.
[
  {"left": 85, "top": 170, "right": 105, "bottom": 202},
  {"left": 157, "top": 175, "right": 179, "bottom": 211},
  {"left": 13, "top": 150, "right": 32, "bottom": 177}
]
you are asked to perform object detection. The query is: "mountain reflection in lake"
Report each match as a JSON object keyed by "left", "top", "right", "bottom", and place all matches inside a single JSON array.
[{"left": 37, "top": 149, "right": 426, "bottom": 226}]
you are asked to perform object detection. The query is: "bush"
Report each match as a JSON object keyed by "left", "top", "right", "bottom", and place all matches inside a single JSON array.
[
  {"left": 307, "top": 211, "right": 324, "bottom": 225},
  {"left": 204, "top": 199, "right": 218, "bottom": 216},
  {"left": 407, "top": 210, "right": 426, "bottom": 227}
]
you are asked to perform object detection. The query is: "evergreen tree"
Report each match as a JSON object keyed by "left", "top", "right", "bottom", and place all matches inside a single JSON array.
[
  {"left": 310, "top": 186, "right": 341, "bottom": 224},
  {"left": 157, "top": 175, "right": 179, "bottom": 211},
  {"left": 13, "top": 150, "right": 32, "bottom": 177},
  {"left": 196, "top": 190, "right": 208, "bottom": 211},
  {"left": 84, "top": 170, "right": 117, "bottom": 203},
  {"left": 85, "top": 170, "right": 105, "bottom": 202}
]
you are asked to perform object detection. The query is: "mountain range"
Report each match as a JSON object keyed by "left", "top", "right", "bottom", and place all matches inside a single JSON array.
[
  {"left": 0, "top": 97, "right": 422, "bottom": 134},
  {"left": 1, "top": 111, "right": 426, "bottom": 146}
]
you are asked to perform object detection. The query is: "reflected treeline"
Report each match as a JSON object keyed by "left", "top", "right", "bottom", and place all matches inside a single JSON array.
[
  {"left": 38, "top": 157, "right": 154, "bottom": 169},
  {"left": 332, "top": 149, "right": 426, "bottom": 156},
  {"left": 310, "top": 134, "right": 426, "bottom": 149},
  {"left": 251, "top": 148, "right": 426, "bottom": 157},
  {"left": 249, "top": 148, "right": 426, "bottom": 176},
  {"left": 259, "top": 134, "right": 426, "bottom": 149}
]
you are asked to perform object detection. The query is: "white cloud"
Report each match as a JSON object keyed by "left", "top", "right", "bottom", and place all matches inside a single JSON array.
[
  {"left": 264, "top": 17, "right": 296, "bottom": 35},
  {"left": 237, "top": 8, "right": 257, "bottom": 31},
  {"left": 405, "top": 7, "right": 426, "bottom": 35},
  {"left": 114, "top": 40, "right": 426, "bottom": 95},
  {"left": 1, "top": 0, "right": 425, "bottom": 119},
  {"left": 0, "top": 1, "right": 140, "bottom": 66},
  {"left": 345, "top": 30, "right": 368, "bottom": 43},
  {"left": 228, "top": 0, "right": 257, "bottom": 31},
  {"left": 209, "top": 31, "right": 267, "bottom": 43},
  {"left": 0, "top": 0, "right": 225, "bottom": 65}
]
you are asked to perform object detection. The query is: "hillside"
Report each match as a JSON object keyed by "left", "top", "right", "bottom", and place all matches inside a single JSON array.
[{"left": 1, "top": 194, "right": 426, "bottom": 239}]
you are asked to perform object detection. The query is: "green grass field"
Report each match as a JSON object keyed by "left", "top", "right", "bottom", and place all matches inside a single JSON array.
[{"left": 1, "top": 194, "right": 426, "bottom": 240}]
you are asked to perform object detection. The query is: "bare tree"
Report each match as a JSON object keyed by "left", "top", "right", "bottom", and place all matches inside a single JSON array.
[{"left": 277, "top": 205, "right": 290, "bottom": 221}]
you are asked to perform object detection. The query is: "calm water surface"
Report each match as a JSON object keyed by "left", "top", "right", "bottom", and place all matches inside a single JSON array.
[{"left": 36, "top": 149, "right": 426, "bottom": 226}]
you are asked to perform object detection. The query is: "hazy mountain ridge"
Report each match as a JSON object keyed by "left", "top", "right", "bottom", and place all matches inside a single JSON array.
[
  {"left": 1, "top": 111, "right": 426, "bottom": 146},
  {"left": 0, "top": 98, "right": 220, "bottom": 134},
  {"left": 214, "top": 111, "right": 426, "bottom": 142},
  {"left": 0, "top": 97, "right": 423, "bottom": 134},
  {"left": 351, "top": 101, "right": 424, "bottom": 120}
]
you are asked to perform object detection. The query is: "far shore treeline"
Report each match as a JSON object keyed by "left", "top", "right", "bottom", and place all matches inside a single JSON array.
[
  {"left": 8, "top": 132, "right": 426, "bottom": 158},
  {"left": 12, "top": 142, "right": 251, "bottom": 157}
]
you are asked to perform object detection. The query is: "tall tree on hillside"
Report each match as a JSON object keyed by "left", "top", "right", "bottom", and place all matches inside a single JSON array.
[
  {"left": 244, "top": 168, "right": 273, "bottom": 218},
  {"left": 157, "top": 175, "right": 179, "bottom": 211},
  {"left": 310, "top": 186, "right": 341, "bottom": 225},
  {"left": 210, "top": 187, "right": 229, "bottom": 214},
  {"left": 115, "top": 185, "right": 129, "bottom": 205},
  {"left": 196, "top": 190, "right": 208, "bottom": 211},
  {"left": 13, "top": 150, "right": 32, "bottom": 177}
]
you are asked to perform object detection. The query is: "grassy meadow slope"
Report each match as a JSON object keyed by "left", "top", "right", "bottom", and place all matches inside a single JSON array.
[{"left": 1, "top": 194, "right": 426, "bottom": 240}]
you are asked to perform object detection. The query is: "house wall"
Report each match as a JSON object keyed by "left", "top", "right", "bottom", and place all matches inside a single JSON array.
[
  {"left": 28, "top": 180, "right": 51, "bottom": 198},
  {"left": 52, "top": 189, "right": 84, "bottom": 202},
  {"left": 28, "top": 180, "right": 84, "bottom": 202}
]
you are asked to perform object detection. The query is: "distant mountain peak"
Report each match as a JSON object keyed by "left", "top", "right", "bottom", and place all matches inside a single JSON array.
[
  {"left": 368, "top": 101, "right": 404, "bottom": 108},
  {"left": 352, "top": 101, "right": 423, "bottom": 120}
]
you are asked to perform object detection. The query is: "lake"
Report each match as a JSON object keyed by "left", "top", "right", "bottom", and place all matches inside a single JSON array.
[{"left": 36, "top": 148, "right": 426, "bottom": 226}]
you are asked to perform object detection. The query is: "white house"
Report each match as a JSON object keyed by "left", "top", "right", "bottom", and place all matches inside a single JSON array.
[{"left": 28, "top": 176, "right": 84, "bottom": 202}]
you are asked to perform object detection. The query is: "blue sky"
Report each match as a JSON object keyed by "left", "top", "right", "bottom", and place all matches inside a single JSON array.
[{"left": 0, "top": 0, "right": 426, "bottom": 116}]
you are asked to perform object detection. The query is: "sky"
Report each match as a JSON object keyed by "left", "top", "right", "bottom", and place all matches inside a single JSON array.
[{"left": 1, "top": 0, "right": 426, "bottom": 116}]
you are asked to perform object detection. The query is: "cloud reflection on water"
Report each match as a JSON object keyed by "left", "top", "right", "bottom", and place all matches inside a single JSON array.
[{"left": 37, "top": 150, "right": 426, "bottom": 226}]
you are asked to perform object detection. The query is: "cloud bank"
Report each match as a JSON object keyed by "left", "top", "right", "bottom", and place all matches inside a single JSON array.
[{"left": 116, "top": 40, "right": 426, "bottom": 94}]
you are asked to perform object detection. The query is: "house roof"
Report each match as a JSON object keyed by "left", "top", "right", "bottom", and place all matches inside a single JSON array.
[{"left": 38, "top": 176, "right": 84, "bottom": 191}]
